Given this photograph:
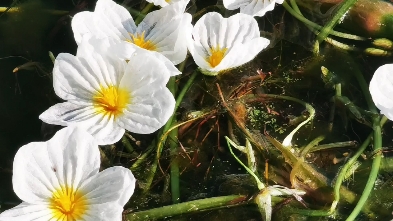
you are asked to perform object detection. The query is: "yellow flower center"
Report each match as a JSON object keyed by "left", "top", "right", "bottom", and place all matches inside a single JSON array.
[
  {"left": 127, "top": 31, "right": 156, "bottom": 51},
  {"left": 93, "top": 85, "right": 130, "bottom": 118},
  {"left": 207, "top": 46, "right": 227, "bottom": 68},
  {"left": 49, "top": 186, "right": 87, "bottom": 220}
]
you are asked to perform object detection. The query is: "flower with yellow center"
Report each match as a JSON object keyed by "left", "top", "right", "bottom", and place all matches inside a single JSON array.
[
  {"left": 0, "top": 126, "right": 136, "bottom": 221},
  {"left": 39, "top": 37, "right": 175, "bottom": 145},
  {"left": 93, "top": 85, "right": 130, "bottom": 118},
  {"left": 71, "top": 0, "right": 192, "bottom": 76},
  {"left": 49, "top": 186, "right": 87, "bottom": 220},
  {"left": 187, "top": 12, "right": 270, "bottom": 76},
  {"left": 208, "top": 46, "right": 228, "bottom": 68},
  {"left": 223, "top": 0, "right": 284, "bottom": 17},
  {"left": 128, "top": 31, "right": 156, "bottom": 51}
]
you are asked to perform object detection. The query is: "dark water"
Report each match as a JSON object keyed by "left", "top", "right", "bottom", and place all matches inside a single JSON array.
[{"left": 1, "top": 0, "right": 393, "bottom": 220}]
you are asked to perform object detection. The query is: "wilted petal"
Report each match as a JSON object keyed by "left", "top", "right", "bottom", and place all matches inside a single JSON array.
[{"left": 255, "top": 190, "right": 273, "bottom": 221}]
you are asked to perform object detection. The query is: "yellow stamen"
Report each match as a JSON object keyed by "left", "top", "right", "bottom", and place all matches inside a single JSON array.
[
  {"left": 207, "top": 46, "right": 227, "bottom": 68},
  {"left": 127, "top": 31, "right": 156, "bottom": 51},
  {"left": 93, "top": 85, "right": 130, "bottom": 118},
  {"left": 49, "top": 186, "right": 87, "bottom": 220}
]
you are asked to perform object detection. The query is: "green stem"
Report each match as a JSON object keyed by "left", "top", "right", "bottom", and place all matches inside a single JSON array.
[
  {"left": 309, "top": 141, "right": 357, "bottom": 152},
  {"left": 127, "top": 195, "right": 247, "bottom": 220},
  {"left": 300, "top": 135, "right": 325, "bottom": 157},
  {"left": 169, "top": 125, "right": 180, "bottom": 203},
  {"left": 130, "top": 141, "right": 154, "bottom": 170},
  {"left": 351, "top": 67, "right": 378, "bottom": 114},
  {"left": 289, "top": 208, "right": 333, "bottom": 216},
  {"left": 144, "top": 70, "right": 198, "bottom": 192},
  {"left": 166, "top": 76, "right": 181, "bottom": 203},
  {"left": 121, "top": 135, "right": 134, "bottom": 153},
  {"left": 331, "top": 116, "right": 387, "bottom": 213},
  {"left": 225, "top": 136, "right": 265, "bottom": 190},
  {"left": 316, "top": 0, "right": 358, "bottom": 43},
  {"left": 127, "top": 7, "right": 146, "bottom": 19},
  {"left": 335, "top": 83, "right": 342, "bottom": 97},
  {"left": 282, "top": 1, "right": 365, "bottom": 41},
  {"left": 288, "top": 0, "right": 360, "bottom": 53},
  {"left": 135, "top": 3, "right": 154, "bottom": 24},
  {"left": 346, "top": 116, "right": 383, "bottom": 221}
]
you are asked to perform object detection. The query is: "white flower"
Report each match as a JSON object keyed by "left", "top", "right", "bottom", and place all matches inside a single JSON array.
[
  {"left": 255, "top": 185, "right": 305, "bottom": 221},
  {"left": 0, "top": 126, "right": 135, "bottom": 221},
  {"left": 187, "top": 12, "right": 270, "bottom": 76},
  {"left": 39, "top": 38, "right": 175, "bottom": 145},
  {"left": 223, "top": 0, "right": 284, "bottom": 17},
  {"left": 146, "top": 0, "right": 189, "bottom": 8},
  {"left": 369, "top": 64, "right": 393, "bottom": 120},
  {"left": 71, "top": 0, "right": 192, "bottom": 76}
]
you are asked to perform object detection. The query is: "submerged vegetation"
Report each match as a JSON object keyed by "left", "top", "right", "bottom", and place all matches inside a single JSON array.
[{"left": 1, "top": 0, "right": 393, "bottom": 220}]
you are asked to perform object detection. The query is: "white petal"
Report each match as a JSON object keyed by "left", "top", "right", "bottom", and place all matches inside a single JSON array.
[
  {"left": 83, "top": 203, "right": 123, "bottom": 221},
  {"left": 112, "top": 42, "right": 182, "bottom": 76},
  {"left": 119, "top": 87, "right": 175, "bottom": 134},
  {"left": 45, "top": 126, "right": 100, "bottom": 191},
  {"left": 192, "top": 12, "right": 222, "bottom": 50},
  {"left": 0, "top": 203, "right": 52, "bottom": 221},
  {"left": 223, "top": 13, "right": 261, "bottom": 46},
  {"left": 189, "top": 12, "right": 270, "bottom": 74},
  {"left": 12, "top": 127, "right": 100, "bottom": 203},
  {"left": 13, "top": 143, "right": 59, "bottom": 203},
  {"left": 370, "top": 64, "right": 393, "bottom": 113},
  {"left": 161, "top": 13, "right": 192, "bottom": 64},
  {"left": 79, "top": 166, "right": 135, "bottom": 207},
  {"left": 53, "top": 50, "right": 126, "bottom": 104},
  {"left": 71, "top": 0, "right": 135, "bottom": 44},
  {"left": 116, "top": 52, "right": 175, "bottom": 133},
  {"left": 223, "top": 0, "right": 250, "bottom": 10},
  {"left": 40, "top": 103, "right": 125, "bottom": 145},
  {"left": 146, "top": 0, "right": 170, "bottom": 7},
  {"left": 241, "top": 0, "right": 280, "bottom": 17},
  {"left": 187, "top": 41, "right": 212, "bottom": 71},
  {"left": 214, "top": 37, "right": 270, "bottom": 71},
  {"left": 94, "top": 0, "right": 136, "bottom": 34},
  {"left": 370, "top": 64, "right": 393, "bottom": 121},
  {"left": 138, "top": 0, "right": 189, "bottom": 64}
]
